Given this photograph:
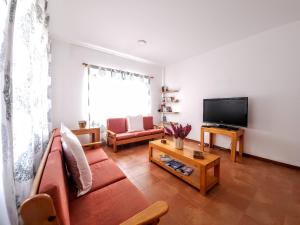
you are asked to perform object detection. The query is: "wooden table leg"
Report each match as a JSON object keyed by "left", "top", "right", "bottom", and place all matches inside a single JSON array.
[
  {"left": 239, "top": 135, "right": 244, "bottom": 162},
  {"left": 231, "top": 136, "right": 237, "bottom": 162},
  {"left": 209, "top": 133, "right": 213, "bottom": 148},
  {"left": 214, "top": 159, "right": 220, "bottom": 184},
  {"left": 201, "top": 128, "right": 205, "bottom": 152},
  {"left": 148, "top": 145, "right": 153, "bottom": 162},
  {"left": 200, "top": 167, "right": 207, "bottom": 195}
]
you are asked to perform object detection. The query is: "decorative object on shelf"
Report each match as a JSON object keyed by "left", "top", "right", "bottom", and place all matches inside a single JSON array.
[
  {"left": 164, "top": 123, "right": 192, "bottom": 150},
  {"left": 161, "top": 139, "right": 167, "bottom": 144},
  {"left": 78, "top": 120, "right": 87, "bottom": 129},
  {"left": 161, "top": 86, "right": 168, "bottom": 92},
  {"left": 193, "top": 151, "right": 204, "bottom": 159}
]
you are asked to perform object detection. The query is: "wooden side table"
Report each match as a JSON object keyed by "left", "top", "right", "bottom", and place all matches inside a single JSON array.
[
  {"left": 72, "top": 128, "right": 101, "bottom": 149},
  {"left": 200, "top": 126, "right": 244, "bottom": 162}
]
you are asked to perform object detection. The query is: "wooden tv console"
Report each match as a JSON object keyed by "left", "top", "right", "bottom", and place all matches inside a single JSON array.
[{"left": 200, "top": 126, "right": 244, "bottom": 162}]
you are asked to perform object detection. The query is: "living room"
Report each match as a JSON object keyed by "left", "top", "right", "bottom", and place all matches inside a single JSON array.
[{"left": 1, "top": 1, "right": 300, "bottom": 225}]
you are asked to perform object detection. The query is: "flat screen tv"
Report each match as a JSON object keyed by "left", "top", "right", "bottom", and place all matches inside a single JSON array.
[{"left": 203, "top": 97, "right": 248, "bottom": 127}]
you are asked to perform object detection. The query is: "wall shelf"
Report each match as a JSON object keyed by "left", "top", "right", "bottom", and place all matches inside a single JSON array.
[
  {"left": 160, "top": 86, "right": 180, "bottom": 127},
  {"left": 160, "top": 112, "right": 179, "bottom": 114},
  {"left": 161, "top": 90, "right": 179, "bottom": 93}
]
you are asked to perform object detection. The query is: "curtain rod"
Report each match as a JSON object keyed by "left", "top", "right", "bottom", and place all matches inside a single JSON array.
[{"left": 82, "top": 63, "right": 154, "bottom": 79}]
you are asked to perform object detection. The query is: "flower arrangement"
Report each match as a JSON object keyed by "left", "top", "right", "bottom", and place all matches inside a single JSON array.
[
  {"left": 165, "top": 123, "right": 192, "bottom": 149},
  {"left": 165, "top": 122, "right": 192, "bottom": 139}
]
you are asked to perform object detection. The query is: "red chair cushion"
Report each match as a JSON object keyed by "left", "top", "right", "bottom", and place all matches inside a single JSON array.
[
  {"left": 84, "top": 148, "right": 108, "bottom": 165},
  {"left": 69, "top": 178, "right": 149, "bottom": 225},
  {"left": 38, "top": 151, "right": 70, "bottom": 225},
  {"left": 143, "top": 116, "right": 154, "bottom": 130},
  {"left": 107, "top": 118, "right": 127, "bottom": 134}
]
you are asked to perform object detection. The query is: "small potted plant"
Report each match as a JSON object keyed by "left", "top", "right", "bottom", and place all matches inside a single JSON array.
[{"left": 165, "top": 123, "right": 192, "bottom": 150}]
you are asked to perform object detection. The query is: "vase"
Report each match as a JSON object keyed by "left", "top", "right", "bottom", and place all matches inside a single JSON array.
[
  {"left": 78, "top": 120, "right": 87, "bottom": 129},
  {"left": 174, "top": 138, "right": 184, "bottom": 150}
]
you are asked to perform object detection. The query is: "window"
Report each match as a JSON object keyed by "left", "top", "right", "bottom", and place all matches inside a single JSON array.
[{"left": 87, "top": 66, "right": 151, "bottom": 139}]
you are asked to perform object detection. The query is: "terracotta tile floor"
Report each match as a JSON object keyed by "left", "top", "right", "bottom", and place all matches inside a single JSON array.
[{"left": 103, "top": 140, "right": 300, "bottom": 225}]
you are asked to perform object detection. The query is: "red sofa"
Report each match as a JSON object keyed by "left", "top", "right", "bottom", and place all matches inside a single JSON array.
[
  {"left": 107, "top": 116, "right": 164, "bottom": 152},
  {"left": 20, "top": 129, "right": 168, "bottom": 225}
]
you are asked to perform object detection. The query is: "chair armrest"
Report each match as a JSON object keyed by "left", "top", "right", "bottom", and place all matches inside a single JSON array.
[
  {"left": 107, "top": 129, "right": 117, "bottom": 138},
  {"left": 120, "top": 201, "right": 168, "bottom": 225}
]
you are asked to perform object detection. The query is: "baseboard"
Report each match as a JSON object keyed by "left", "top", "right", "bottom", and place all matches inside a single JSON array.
[{"left": 185, "top": 138, "right": 300, "bottom": 170}]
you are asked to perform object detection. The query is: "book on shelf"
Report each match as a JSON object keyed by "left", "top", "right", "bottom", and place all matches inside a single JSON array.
[
  {"left": 162, "top": 158, "right": 194, "bottom": 176},
  {"left": 164, "top": 160, "right": 184, "bottom": 170},
  {"left": 176, "top": 166, "right": 194, "bottom": 176},
  {"left": 160, "top": 155, "right": 172, "bottom": 162}
]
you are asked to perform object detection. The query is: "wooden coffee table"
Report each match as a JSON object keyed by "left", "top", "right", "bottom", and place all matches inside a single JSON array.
[{"left": 149, "top": 139, "right": 220, "bottom": 195}]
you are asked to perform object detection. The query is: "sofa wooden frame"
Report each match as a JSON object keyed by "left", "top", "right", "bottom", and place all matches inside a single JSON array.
[
  {"left": 107, "top": 125, "right": 164, "bottom": 152},
  {"left": 20, "top": 128, "right": 168, "bottom": 225}
]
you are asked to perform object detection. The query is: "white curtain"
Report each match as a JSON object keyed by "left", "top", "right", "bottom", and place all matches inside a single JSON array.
[
  {"left": 0, "top": 1, "right": 18, "bottom": 224},
  {"left": 88, "top": 67, "right": 151, "bottom": 140},
  {"left": 0, "top": 0, "right": 51, "bottom": 224}
]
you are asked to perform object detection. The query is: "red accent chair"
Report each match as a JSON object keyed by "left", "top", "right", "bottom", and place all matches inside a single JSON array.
[{"left": 107, "top": 116, "right": 164, "bottom": 152}]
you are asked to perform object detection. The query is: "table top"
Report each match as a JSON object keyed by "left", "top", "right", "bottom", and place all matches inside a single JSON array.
[
  {"left": 149, "top": 139, "right": 220, "bottom": 166},
  {"left": 201, "top": 126, "right": 244, "bottom": 136}
]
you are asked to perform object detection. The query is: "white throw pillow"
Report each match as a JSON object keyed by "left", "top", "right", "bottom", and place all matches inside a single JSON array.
[
  {"left": 127, "top": 115, "right": 144, "bottom": 132},
  {"left": 60, "top": 123, "right": 92, "bottom": 196}
]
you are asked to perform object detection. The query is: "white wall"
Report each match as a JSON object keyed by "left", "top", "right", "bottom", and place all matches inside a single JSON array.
[
  {"left": 165, "top": 21, "right": 300, "bottom": 166},
  {"left": 50, "top": 39, "right": 163, "bottom": 129}
]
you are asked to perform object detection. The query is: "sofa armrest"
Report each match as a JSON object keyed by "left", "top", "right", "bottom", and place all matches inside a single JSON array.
[
  {"left": 107, "top": 129, "right": 117, "bottom": 138},
  {"left": 153, "top": 124, "right": 164, "bottom": 129},
  {"left": 20, "top": 193, "right": 59, "bottom": 225},
  {"left": 120, "top": 201, "right": 168, "bottom": 225}
]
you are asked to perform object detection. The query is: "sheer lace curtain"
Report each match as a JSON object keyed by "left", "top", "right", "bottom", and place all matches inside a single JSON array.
[
  {"left": 0, "top": 0, "right": 51, "bottom": 225},
  {"left": 88, "top": 66, "right": 151, "bottom": 140}
]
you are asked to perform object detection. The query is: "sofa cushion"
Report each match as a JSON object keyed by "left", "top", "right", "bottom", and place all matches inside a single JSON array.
[
  {"left": 69, "top": 178, "right": 149, "bottom": 225},
  {"left": 69, "top": 159, "right": 126, "bottom": 200},
  {"left": 116, "top": 128, "right": 164, "bottom": 141},
  {"left": 134, "top": 129, "right": 163, "bottom": 137},
  {"left": 89, "top": 159, "right": 126, "bottom": 192},
  {"left": 38, "top": 151, "right": 70, "bottom": 225},
  {"left": 143, "top": 116, "right": 154, "bottom": 130},
  {"left": 148, "top": 128, "right": 164, "bottom": 135},
  {"left": 107, "top": 118, "right": 127, "bottom": 134},
  {"left": 84, "top": 148, "right": 108, "bottom": 165},
  {"left": 134, "top": 130, "right": 154, "bottom": 137},
  {"left": 127, "top": 115, "right": 144, "bottom": 132},
  {"left": 116, "top": 132, "right": 137, "bottom": 140}
]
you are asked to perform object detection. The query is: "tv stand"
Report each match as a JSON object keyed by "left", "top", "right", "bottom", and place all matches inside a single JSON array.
[
  {"left": 200, "top": 126, "right": 244, "bottom": 162},
  {"left": 214, "top": 124, "right": 239, "bottom": 131}
]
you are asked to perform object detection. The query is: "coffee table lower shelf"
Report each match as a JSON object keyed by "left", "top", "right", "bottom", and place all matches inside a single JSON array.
[
  {"left": 150, "top": 158, "right": 218, "bottom": 193},
  {"left": 149, "top": 140, "right": 220, "bottom": 195}
]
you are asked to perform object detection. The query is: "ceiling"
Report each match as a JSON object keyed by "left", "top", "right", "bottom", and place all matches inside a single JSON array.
[{"left": 49, "top": 0, "right": 300, "bottom": 65}]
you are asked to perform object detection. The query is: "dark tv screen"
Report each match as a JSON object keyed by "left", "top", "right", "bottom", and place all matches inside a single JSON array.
[{"left": 203, "top": 97, "right": 248, "bottom": 127}]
